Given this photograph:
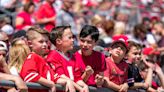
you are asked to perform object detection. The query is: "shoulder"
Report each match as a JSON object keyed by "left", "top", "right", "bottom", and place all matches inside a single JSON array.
[
  {"left": 46, "top": 50, "right": 61, "bottom": 62},
  {"left": 47, "top": 50, "right": 59, "bottom": 57},
  {"left": 90, "top": 50, "right": 105, "bottom": 59},
  {"left": 26, "top": 53, "right": 43, "bottom": 61},
  {"left": 74, "top": 51, "right": 81, "bottom": 57}
]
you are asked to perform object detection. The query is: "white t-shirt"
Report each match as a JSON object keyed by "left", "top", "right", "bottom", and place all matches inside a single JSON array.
[{"left": 10, "top": 66, "right": 19, "bottom": 76}]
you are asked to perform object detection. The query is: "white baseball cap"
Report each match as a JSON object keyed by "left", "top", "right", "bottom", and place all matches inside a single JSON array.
[{"left": 0, "top": 41, "right": 7, "bottom": 51}]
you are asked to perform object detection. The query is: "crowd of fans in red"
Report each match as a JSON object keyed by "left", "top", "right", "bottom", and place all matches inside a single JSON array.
[{"left": 0, "top": 0, "right": 164, "bottom": 92}]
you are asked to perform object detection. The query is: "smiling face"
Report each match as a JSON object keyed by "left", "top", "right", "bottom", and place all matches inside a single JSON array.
[
  {"left": 127, "top": 46, "right": 141, "bottom": 64},
  {"left": 79, "top": 35, "right": 96, "bottom": 56}
]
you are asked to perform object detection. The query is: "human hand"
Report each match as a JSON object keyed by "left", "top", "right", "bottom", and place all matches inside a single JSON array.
[
  {"left": 95, "top": 74, "right": 104, "bottom": 87},
  {"left": 142, "top": 57, "right": 155, "bottom": 70},
  {"left": 85, "top": 66, "right": 94, "bottom": 76},
  {"left": 119, "top": 83, "right": 128, "bottom": 92},
  {"left": 65, "top": 80, "right": 76, "bottom": 92},
  {"left": 7, "top": 88, "right": 17, "bottom": 92},
  {"left": 157, "top": 87, "right": 164, "bottom": 92},
  {"left": 50, "top": 84, "right": 56, "bottom": 92},
  {"left": 80, "top": 85, "right": 89, "bottom": 92},
  {"left": 45, "top": 16, "right": 55, "bottom": 23},
  {"left": 14, "top": 76, "right": 28, "bottom": 92},
  {"left": 142, "top": 83, "right": 149, "bottom": 90},
  {"left": 154, "top": 63, "right": 162, "bottom": 73}
]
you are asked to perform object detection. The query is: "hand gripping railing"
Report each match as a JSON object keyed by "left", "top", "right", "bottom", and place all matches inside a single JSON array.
[{"left": 0, "top": 80, "right": 146, "bottom": 92}]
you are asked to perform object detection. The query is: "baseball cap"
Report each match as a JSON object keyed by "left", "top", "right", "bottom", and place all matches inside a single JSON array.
[
  {"left": 0, "top": 41, "right": 7, "bottom": 51},
  {"left": 143, "top": 47, "right": 160, "bottom": 55},
  {"left": 11, "top": 30, "right": 26, "bottom": 40},
  {"left": 111, "top": 35, "right": 128, "bottom": 51}
]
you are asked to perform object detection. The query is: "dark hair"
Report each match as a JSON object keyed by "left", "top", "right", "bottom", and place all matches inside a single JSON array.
[
  {"left": 128, "top": 41, "right": 142, "bottom": 50},
  {"left": 49, "top": 25, "right": 71, "bottom": 45},
  {"left": 133, "top": 24, "right": 147, "bottom": 38},
  {"left": 79, "top": 25, "right": 99, "bottom": 42},
  {"left": 138, "top": 60, "right": 148, "bottom": 71},
  {"left": 23, "top": 1, "right": 35, "bottom": 13}
]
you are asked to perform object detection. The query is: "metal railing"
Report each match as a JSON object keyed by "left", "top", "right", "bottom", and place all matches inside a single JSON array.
[
  {"left": 0, "top": 80, "right": 147, "bottom": 92},
  {"left": 0, "top": 80, "right": 115, "bottom": 92}
]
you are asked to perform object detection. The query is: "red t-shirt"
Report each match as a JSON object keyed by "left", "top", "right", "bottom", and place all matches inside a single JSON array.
[
  {"left": 35, "top": 1, "right": 56, "bottom": 32},
  {"left": 46, "top": 50, "right": 82, "bottom": 82},
  {"left": 20, "top": 53, "right": 55, "bottom": 92},
  {"left": 16, "top": 11, "right": 34, "bottom": 31},
  {"left": 104, "top": 57, "right": 128, "bottom": 85},
  {"left": 74, "top": 50, "right": 106, "bottom": 86}
]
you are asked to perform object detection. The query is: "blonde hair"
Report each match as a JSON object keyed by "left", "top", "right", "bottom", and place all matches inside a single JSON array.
[
  {"left": 26, "top": 26, "right": 49, "bottom": 41},
  {"left": 91, "top": 15, "right": 104, "bottom": 26},
  {"left": 8, "top": 44, "right": 31, "bottom": 72}
]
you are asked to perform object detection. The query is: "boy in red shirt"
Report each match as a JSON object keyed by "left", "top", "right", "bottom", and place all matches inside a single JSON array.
[
  {"left": 74, "top": 25, "right": 106, "bottom": 87},
  {"left": 20, "top": 27, "right": 74, "bottom": 92},
  {"left": 47, "top": 25, "right": 89, "bottom": 92},
  {"left": 20, "top": 27, "right": 56, "bottom": 92},
  {"left": 103, "top": 35, "right": 129, "bottom": 91}
]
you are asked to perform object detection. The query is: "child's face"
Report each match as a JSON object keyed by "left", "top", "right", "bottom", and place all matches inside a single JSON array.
[
  {"left": 127, "top": 46, "right": 141, "bottom": 64},
  {"left": 79, "top": 35, "right": 96, "bottom": 55},
  {"left": 0, "top": 50, "right": 6, "bottom": 57},
  {"left": 30, "top": 34, "right": 49, "bottom": 56},
  {"left": 139, "top": 69, "right": 148, "bottom": 80},
  {"left": 110, "top": 43, "right": 127, "bottom": 59},
  {"left": 60, "top": 28, "right": 74, "bottom": 51}
]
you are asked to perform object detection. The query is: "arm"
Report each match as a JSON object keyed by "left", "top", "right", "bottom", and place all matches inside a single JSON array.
[
  {"left": 76, "top": 80, "right": 89, "bottom": 92},
  {"left": 57, "top": 78, "right": 76, "bottom": 92},
  {"left": 81, "top": 65, "right": 94, "bottom": 82},
  {"left": 0, "top": 73, "right": 28, "bottom": 91},
  {"left": 155, "top": 63, "right": 164, "bottom": 89},
  {"left": 15, "top": 17, "right": 24, "bottom": 27},
  {"left": 36, "top": 16, "right": 56, "bottom": 24},
  {"left": 142, "top": 57, "right": 154, "bottom": 86},
  {"left": 95, "top": 72, "right": 104, "bottom": 87},
  {"left": 37, "top": 77, "right": 56, "bottom": 92},
  {"left": 60, "top": 74, "right": 83, "bottom": 91},
  {"left": 103, "top": 77, "right": 121, "bottom": 91}
]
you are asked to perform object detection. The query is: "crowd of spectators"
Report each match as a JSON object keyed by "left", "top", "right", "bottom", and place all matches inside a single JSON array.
[{"left": 0, "top": 0, "right": 164, "bottom": 92}]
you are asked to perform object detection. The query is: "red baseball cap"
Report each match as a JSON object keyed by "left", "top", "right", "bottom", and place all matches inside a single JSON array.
[
  {"left": 111, "top": 35, "right": 128, "bottom": 51},
  {"left": 143, "top": 47, "right": 160, "bottom": 55}
]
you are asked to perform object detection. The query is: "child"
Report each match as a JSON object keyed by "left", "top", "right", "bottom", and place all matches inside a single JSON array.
[
  {"left": 138, "top": 59, "right": 164, "bottom": 91},
  {"left": 8, "top": 44, "right": 31, "bottom": 76},
  {"left": 47, "top": 25, "right": 89, "bottom": 92},
  {"left": 127, "top": 41, "right": 154, "bottom": 91},
  {"left": 0, "top": 41, "right": 10, "bottom": 74},
  {"left": 74, "top": 25, "right": 106, "bottom": 87},
  {"left": 10, "top": 30, "right": 28, "bottom": 46},
  {"left": 103, "top": 35, "right": 129, "bottom": 92},
  {"left": 20, "top": 27, "right": 56, "bottom": 92},
  {"left": 0, "top": 41, "right": 28, "bottom": 92}
]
